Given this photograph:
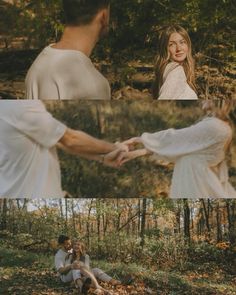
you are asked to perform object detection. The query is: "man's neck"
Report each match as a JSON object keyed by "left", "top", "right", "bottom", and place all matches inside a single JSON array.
[{"left": 53, "top": 25, "right": 99, "bottom": 57}]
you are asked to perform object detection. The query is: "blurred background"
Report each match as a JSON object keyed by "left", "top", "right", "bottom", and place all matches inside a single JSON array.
[
  {"left": 43, "top": 100, "right": 236, "bottom": 198},
  {"left": 0, "top": 0, "right": 235, "bottom": 99}
]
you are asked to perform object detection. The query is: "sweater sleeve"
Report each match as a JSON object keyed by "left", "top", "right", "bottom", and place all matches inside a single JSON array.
[{"left": 141, "top": 118, "right": 226, "bottom": 162}]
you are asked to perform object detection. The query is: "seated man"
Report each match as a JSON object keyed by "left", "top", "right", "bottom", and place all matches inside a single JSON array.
[
  {"left": 0, "top": 100, "right": 127, "bottom": 198},
  {"left": 55, "top": 235, "right": 79, "bottom": 285},
  {"left": 55, "top": 236, "right": 120, "bottom": 294}
]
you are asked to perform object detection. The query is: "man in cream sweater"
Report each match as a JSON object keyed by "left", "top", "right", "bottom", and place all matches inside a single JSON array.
[{"left": 26, "top": 0, "right": 111, "bottom": 100}]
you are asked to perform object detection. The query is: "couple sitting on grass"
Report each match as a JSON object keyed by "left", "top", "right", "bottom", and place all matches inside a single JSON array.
[{"left": 55, "top": 235, "right": 120, "bottom": 295}]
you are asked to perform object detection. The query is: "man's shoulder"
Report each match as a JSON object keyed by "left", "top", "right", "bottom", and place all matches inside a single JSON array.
[
  {"left": 0, "top": 100, "right": 45, "bottom": 118},
  {"left": 55, "top": 249, "right": 64, "bottom": 257}
]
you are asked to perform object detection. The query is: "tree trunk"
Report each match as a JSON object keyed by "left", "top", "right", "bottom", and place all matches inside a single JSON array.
[
  {"left": 183, "top": 199, "right": 191, "bottom": 243},
  {"left": 201, "top": 199, "right": 211, "bottom": 237},
  {"left": 216, "top": 201, "right": 222, "bottom": 242},
  {"left": 65, "top": 199, "right": 68, "bottom": 232},
  {"left": 96, "top": 200, "right": 101, "bottom": 254},
  {"left": 71, "top": 200, "right": 77, "bottom": 237},
  {"left": 226, "top": 200, "right": 236, "bottom": 245},
  {"left": 86, "top": 199, "right": 93, "bottom": 248},
  {"left": 140, "top": 198, "right": 147, "bottom": 248},
  {"left": 0, "top": 199, "right": 7, "bottom": 230}
]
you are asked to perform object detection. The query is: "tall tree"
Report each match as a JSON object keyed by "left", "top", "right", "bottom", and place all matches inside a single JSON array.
[
  {"left": 140, "top": 198, "right": 147, "bottom": 248},
  {"left": 183, "top": 199, "right": 191, "bottom": 243}
]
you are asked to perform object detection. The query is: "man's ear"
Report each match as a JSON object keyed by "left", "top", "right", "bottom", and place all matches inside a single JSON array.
[{"left": 96, "top": 8, "right": 109, "bottom": 26}]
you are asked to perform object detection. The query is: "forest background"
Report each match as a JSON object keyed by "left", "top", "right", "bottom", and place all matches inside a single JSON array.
[
  {"left": 0, "top": 198, "right": 236, "bottom": 294},
  {"left": 0, "top": 0, "right": 235, "bottom": 99},
  {"left": 44, "top": 100, "right": 236, "bottom": 198}
]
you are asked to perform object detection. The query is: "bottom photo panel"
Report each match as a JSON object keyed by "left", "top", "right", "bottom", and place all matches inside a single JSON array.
[{"left": 0, "top": 198, "right": 236, "bottom": 295}]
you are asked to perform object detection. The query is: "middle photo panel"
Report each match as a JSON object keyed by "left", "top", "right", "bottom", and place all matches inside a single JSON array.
[{"left": 44, "top": 100, "right": 236, "bottom": 199}]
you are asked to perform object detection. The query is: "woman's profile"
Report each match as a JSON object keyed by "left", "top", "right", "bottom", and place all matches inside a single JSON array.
[{"left": 153, "top": 25, "right": 198, "bottom": 100}]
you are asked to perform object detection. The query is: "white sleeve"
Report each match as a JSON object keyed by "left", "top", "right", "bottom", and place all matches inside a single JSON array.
[
  {"left": 158, "top": 66, "right": 187, "bottom": 99},
  {"left": 141, "top": 119, "right": 223, "bottom": 162},
  {"left": 8, "top": 101, "right": 67, "bottom": 148},
  {"left": 55, "top": 253, "right": 65, "bottom": 271}
]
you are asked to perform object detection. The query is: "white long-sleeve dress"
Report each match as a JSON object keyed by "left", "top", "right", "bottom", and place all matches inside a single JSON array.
[
  {"left": 141, "top": 117, "right": 236, "bottom": 198},
  {"left": 158, "top": 62, "right": 198, "bottom": 100}
]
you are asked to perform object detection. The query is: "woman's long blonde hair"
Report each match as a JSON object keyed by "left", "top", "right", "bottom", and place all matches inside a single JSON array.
[
  {"left": 72, "top": 240, "right": 86, "bottom": 261},
  {"left": 204, "top": 100, "right": 236, "bottom": 122},
  {"left": 153, "top": 25, "right": 196, "bottom": 99},
  {"left": 204, "top": 100, "right": 236, "bottom": 153}
]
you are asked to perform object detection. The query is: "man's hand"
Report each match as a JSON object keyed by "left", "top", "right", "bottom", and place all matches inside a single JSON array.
[
  {"left": 72, "top": 261, "right": 81, "bottom": 270},
  {"left": 121, "top": 137, "right": 142, "bottom": 151},
  {"left": 103, "top": 149, "right": 125, "bottom": 168},
  {"left": 115, "top": 141, "right": 129, "bottom": 152}
]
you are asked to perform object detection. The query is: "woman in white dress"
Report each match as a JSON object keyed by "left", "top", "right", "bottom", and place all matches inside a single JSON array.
[
  {"left": 71, "top": 241, "right": 119, "bottom": 295},
  {"left": 153, "top": 25, "right": 198, "bottom": 100},
  {"left": 121, "top": 101, "right": 236, "bottom": 199}
]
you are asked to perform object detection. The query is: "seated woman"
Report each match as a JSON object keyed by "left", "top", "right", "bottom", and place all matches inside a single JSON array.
[
  {"left": 71, "top": 240, "right": 120, "bottom": 295},
  {"left": 121, "top": 101, "right": 236, "bottom": 199},
  {"left": 153, "top": 25, "right": 198, "bottom": 100}
]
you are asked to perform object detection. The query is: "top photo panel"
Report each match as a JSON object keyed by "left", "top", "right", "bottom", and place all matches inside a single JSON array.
[{"left": 0, "top": 0, "right": 235, "bottom": 100}]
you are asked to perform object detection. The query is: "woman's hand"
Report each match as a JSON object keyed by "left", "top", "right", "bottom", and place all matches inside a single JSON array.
[
  {"left": 72, "top": 261, "right": 81, "bottom": 270},
  {"left": 121, "top": 137, "right": 143, "bottom": 151},
  {"left": 119, "top": 149, "right": 152, "bottom": 165},
  {"left": 103, "top": 149, "right": 125, "bottom": 168}
]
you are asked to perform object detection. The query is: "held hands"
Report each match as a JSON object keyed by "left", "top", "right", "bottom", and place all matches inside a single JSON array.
[
  {"left": 120, "top": 137, "right": 142, "bottom": 151},
  {"left": 71, "top": 261, "right": 81, "bottom": 270},
  {"left": 102, "top": 137, "right": 150, "bottom": 168}
]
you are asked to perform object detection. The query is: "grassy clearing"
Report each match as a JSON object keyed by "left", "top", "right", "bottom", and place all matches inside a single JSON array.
[{"left": 0, "top": 247, "right": 235, "bottom": 295}]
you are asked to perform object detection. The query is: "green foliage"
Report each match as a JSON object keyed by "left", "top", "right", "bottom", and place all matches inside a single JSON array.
[
  {"left": 1, "top": 0, "right": 235, "bottom": 60},
  {"left": 0, "top": 0, "right": 62, "bottom": 49},
  {"left": 0, "top": 247, "right": 48, "bottom": 268},
  {"left": 189, "top": 241, "right": 236, "bottom": 267}
]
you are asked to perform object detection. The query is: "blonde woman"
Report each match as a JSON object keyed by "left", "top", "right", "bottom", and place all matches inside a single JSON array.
[
  {"left": 153, "top": 25, "right": 198, "bottom": 100},
  {"left": 121, "top": 101, "right": 236, "bottom": 199},
  {"left": 71, "top": 241, "right": 120, "bottom": 295}
]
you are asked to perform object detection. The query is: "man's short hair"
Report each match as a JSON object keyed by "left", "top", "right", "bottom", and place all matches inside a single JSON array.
[
  {"left": 58, "top": 235, "right": 70, "bottom": 244},
  {"left": 62, "top": 0, "right": 110, "bottom": 26}
]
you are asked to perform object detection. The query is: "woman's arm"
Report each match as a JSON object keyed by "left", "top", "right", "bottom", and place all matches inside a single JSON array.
[
  {"left": 121, "top": 148, "right": 152, "bottom": 165},
  {"left": 57, "top": 264, "right": 73, "bottom": 275}
]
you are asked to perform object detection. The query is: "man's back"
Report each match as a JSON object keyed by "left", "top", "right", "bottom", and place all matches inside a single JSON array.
[{"left": 25, "top": 46, "right": 111, "bottom": 100}]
